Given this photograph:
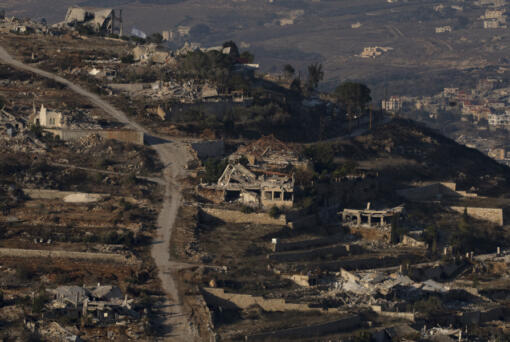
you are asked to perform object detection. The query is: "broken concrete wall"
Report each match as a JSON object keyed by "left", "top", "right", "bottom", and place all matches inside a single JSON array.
[
  {"left": 23, "top": 189, "right": 107, "bottom": 201},
  {"left": 200, "top": 207, "right": 287, "bottom": 226},
  {"left": 45, "top": 128, "right": 144, "bottom": 145},
  {"left": 450, "top": 206, "right": 503, "bottom": 226},
  {"left": 0, "top": 248, "right": 136, "bottom": 264},
  {"left": 191, "top": 140, "right": 225, "bottom": 159},
  {"left": 202, "top": 287, "right": 342, "bottom": 313},
  {"left": 244, "top": 316, "right": 361, "bottom": 341},
  {"left": 268, "top": 244, "right": 363, "bottom": 263},
  {"left": 287, "top": 213, "right": 318, "bottom": 229},
  {"left": 272, "top": 234, "right": 344, "bottom": 252}
]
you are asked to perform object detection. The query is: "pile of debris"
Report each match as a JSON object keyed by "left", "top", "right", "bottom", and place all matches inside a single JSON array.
[
  {"left": 46, "top": 284, "right": 140, "bottom": 325},
  {"left": 230, "top": 135, "right": 306, "bottom": 171}
]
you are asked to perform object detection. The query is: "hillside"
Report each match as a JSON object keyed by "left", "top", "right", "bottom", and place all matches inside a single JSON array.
[{"left": 308, "top": 119, "right": 510, "bottom": 197}]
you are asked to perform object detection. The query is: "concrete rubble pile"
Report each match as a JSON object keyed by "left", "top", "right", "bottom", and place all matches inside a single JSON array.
[{"left": 0, "top": 108, "right": 47, "bottom": 153}]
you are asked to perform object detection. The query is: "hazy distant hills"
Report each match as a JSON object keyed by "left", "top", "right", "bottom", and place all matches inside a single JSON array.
[{"left": 5, "top": 0, "right": 510, "bottom": 98}]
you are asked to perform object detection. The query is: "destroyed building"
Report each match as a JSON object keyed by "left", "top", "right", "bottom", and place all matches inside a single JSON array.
[
  {"left": 62, "top": 7, "right": 122, "bottom": 34},
  {"left": 47, "top": 284, "right": 139, "bottom": 326},
  {"left": 34, "top": 104, "right": 64, "bottom": 128},
  {"left": 340, "top": 204, "right": 405, "bottom": 228},
  {"left": 206, "top": 136, "right": 309, "bottom": 208},
  {"left": 216, "top": 162, "right": 295, "bottom": 208}
]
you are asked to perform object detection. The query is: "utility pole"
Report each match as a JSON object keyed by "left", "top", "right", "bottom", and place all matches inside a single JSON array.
[
  {"left": 119, "top": 9, "right": 123, "bottom": 37},
  {"left": 369, "top": 105, "right": 373, "bottom": 130}
]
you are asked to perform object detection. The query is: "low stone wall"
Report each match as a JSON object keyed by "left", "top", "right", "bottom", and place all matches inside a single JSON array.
[
  {"left": 200, "top": 207, "right": 287, "bottom": 226},
  {"left": 184, "top": 292, "right": 217, "bottom": 342},
  {"left": 287, "top": 214, "right": 317, "bottom": 229},
  {"left": 377, "top": 311, "right": 415, "bottom": 322},
  {"left": 450, "top": 206, "right": 503, "bottom": 226},
  {"left": 272, "top": 234, "right": 344, "bottom": 252},
  {"left": 245, "top": 315, "right": 361, "bottom": 341},
  {"left": 268, "top": 244, "right": 363, "bottom": 263},
  {"left": 202, "top": 287, "right": 342, "bottom": 314},
  {"left": 191, "top": 140, "right": 225, "bottom": 159},
  {"left": 23, "top": 189, "right": 107, "bottom": 201},
  {"left": 458, "top": 307, "right": 505, "bottom": 325},
  {"left": 0, "top": 248, "right": 136, "bottom": 264},
  {"left": 45, "top": 128, "right": 144, "bottom": 145}
]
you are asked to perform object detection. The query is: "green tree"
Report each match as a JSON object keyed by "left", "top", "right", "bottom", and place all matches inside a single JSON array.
[
  {"left": 333, "top": 81, "right": 372, "bottom": 113},
  {"left": 334, "top": 82, "right": 372, "bottom": 129},
  {"left": 148, "top": 32, "right": 163, "bottom": 44},
  {"left": 306, "top": 62, "right": 324, "bottom": 92},
  {"left": 222, "top": 41, "right": 240, "bottom": 59},
  {"left": 121, "top": 54, "right": 135, "bottom": 64},
  {"left": 240, "top": 51, "right": 255, "bottom": 63},
  {"left": 424, "top": 225, "right": 439, "bottom": 254},
  {"left": 390, "top": 214, "right": 400, "bottom": 244},
  {"left": 290, "top": 77, "right": 302, "bottom": 95},
  {"left": 283, "top": 64, "right": 295, "bottom": 78},
  {"left": 204, "top": 158, "right": 228, "bottom": 183}
]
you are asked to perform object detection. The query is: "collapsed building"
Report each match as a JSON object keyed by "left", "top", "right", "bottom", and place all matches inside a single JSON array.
[
  {"left": 46, "top": 284, "right": 140, "bottom": 325},
  {"left": 31, "top": 104, "right": 144, "bottom": 145},
  {"left": 204, "top": 136, "right": 310, "bottom": 208},
  {"left": 61, "top": 7, "right": 123, "bottom": 35},
  {"left": 216, "top": 162, "right": 295, "bottom": 208},
  {"left": 340, "top": 204, "right": 405, "bottom": 228}
]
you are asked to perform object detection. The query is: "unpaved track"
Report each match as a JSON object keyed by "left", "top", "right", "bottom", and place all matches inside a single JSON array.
[{"left": 0, "top": 45, "right": 196, "bottom": 341}]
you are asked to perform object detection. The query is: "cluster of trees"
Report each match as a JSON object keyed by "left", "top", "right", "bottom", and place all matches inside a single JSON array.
[
  {"left": 177, "top": 41, "right": 255, "bottom": 92},
  {"left": 283, "top": 63, "right": 372, "bottom": 125},
  {"left": 282, "top": 62, "right": 324, "bottom": 95}
]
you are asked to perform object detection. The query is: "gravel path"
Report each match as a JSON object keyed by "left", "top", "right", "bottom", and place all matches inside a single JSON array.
[{"left": 0, "top": 45, "right": 196, "bottom": 341}]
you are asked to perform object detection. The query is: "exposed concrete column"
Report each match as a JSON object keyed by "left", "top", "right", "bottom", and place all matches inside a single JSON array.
[
  {"left": 367, "top": 214, "right": 372, "bottom": 227},
  {"left": 356, "top": 213, "right": 361, "bottom": 226},
  {"left": 380, "top": 216, "right": 384, "bottom": 226},
  {"left": 271, "top": 191, "right": 275, "bottom": 200}
]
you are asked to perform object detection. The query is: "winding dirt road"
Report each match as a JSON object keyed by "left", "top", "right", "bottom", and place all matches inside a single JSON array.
[{"left": 0, "top": 45, "right": 195, "bottom": 341}]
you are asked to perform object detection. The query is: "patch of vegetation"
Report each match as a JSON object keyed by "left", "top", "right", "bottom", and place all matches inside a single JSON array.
[{"left": 203, "top": 158, "right": 228, "bottom": 183}]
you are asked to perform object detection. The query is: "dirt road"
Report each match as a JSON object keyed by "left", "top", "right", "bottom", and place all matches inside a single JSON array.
[{"left": 0, "top": 45, "right": 195, "bottom": 341}]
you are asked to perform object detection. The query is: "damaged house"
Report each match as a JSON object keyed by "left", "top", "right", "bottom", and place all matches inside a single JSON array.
[
  {"left": 62, "top": 7, "right": 122, "bottom": 34},
  {"left": 216, "top": 162, "right": 295, "bottom": 208},
  {"left": 208, "top": 136, "right": 309, "bottom": 208},
  {"left": 340, "top": 204, "right": 405, "bottom": 228}
]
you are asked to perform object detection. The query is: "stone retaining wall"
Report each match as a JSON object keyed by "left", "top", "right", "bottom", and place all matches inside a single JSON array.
[
  {"left": 45, "top": 128, "right": 144, "bottom": 145},
  {"left": 0, "top": 248, "right": 136, "bottom": 264},
  {"left": 200, "top": 207, "right": 287, "bottom": 226},
  {"left": 202, "top": 287, "right": 343, "bottom": 314},
  {"left": 450, "top": 206, "right": 503, "bottom": 226},
  {"left": 191, "top": 140, "right": 225, "bottom": 159},
  {"left": 272, "top": 234, "right": 344, "bottom": 252},
  {"left": 268, "top": 244, "right": 363, "bottom": 263},
  {"left": 245, "top": 316, "right": 361, "bottom": 341}
]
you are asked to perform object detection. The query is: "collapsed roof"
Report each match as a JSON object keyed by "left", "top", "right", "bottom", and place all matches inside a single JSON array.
[
  {"left": 230, "top": 135, "right": 306, "bottom": 171},
  {"left": 217, "top": 163, "right": 294, "bottom": 192},
  {"left": 64, "top": 7, "right": 114, "bottom": 32}
]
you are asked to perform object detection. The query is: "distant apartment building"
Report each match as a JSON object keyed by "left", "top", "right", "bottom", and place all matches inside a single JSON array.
[
  {"left": 382, "top": 96, "right": 403, "bottom": 112},
  {"left": 359, "top": 46, "right": 392, "bottom": 58},
  {"left": 435, "top": 26, "right": 452, "bottom": 33},
  {"left": 443, "top": 88, "right": 459, "bottom": 97},
  {"left": 462, "top": 103, "right": 492, "bottom": 121},
  {"left": 477, "top": 78, "right": 502, "bottom": 92},
  {"left": 488, "top": 147, "right": 506, "bottom": 160},
  {"left": 475, "top": 0, "right": 506, "bottom": 6},
  {"left": 481, "top": 9, "right": 507, "bottom": 28},
  {"left": 488, "top": 112, "right": 510, "bottom": 126}
]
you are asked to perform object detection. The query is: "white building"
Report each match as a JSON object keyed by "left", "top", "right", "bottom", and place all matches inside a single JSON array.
[
  {"left": 435, "top": 26, "right": 452, "bottom": 33},
  {"left": 34, "top": 104, "right": 64, "bottom": 128},
  {"left": 382, "top": 96, "right": 403, "bottom": 112},
  {"left": 488, "top": 113, "right": 510, "bottom": 126}
]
